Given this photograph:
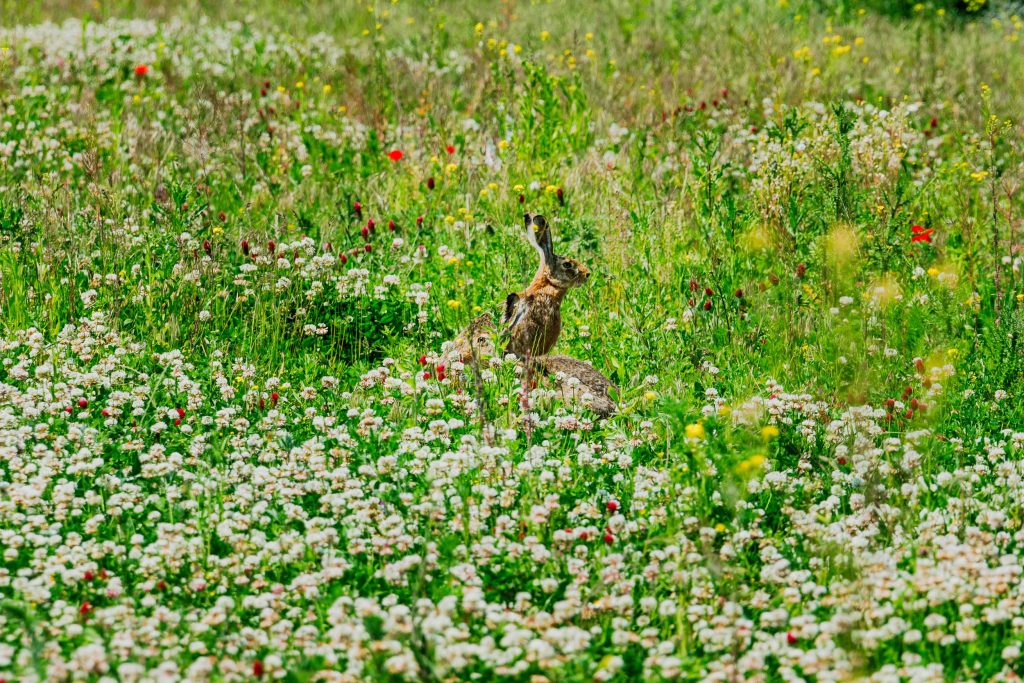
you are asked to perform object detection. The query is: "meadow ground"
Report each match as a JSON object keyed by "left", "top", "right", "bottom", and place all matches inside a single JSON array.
[{"left": 2, "top": 0, "right": 1024, "bottom": 680}]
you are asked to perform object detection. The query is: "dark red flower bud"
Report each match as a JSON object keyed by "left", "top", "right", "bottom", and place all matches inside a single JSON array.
[
  {"left": 367, "top": 219, "right": 376, "bottom": 232},
  {"left": 518, "top": 193, "right": 525, "bottom": 204},
  {"left": 218, "top": 211, "right": 226, "bottom": 222},
  {"left": 361, "top": 225, "right": 369, "bottom": 239},
  {"left": 735, "top": 288, "right": 743, "bottom": 298},
  {"left": 556, "top": 187, "right": 564, "bottom": 205},
  {"left": 606, "top": 501, "right": 619, "bottom": 512},
  {"left": 703, "top": 299, "right": 713, "bottom": 311},
  {"left": 241, "top": 239, "right": 250, "bottom": 255},
  {"left": 267, "top": 240, "right": 275, "bottom": 254},
  {"left": 388, "top": 220, "right": 396, "bottom": 231},
  {"left": 203, "top": 239, "right": 211, "bottom": 254},
  {"left": 364, "top": 244, "right": 372, "bottom": 253},
  {"left": 603, "top": 533, "right": 614, "bottom": 544},
  {"left": 253, "top": 660, "right": 264, "bottom": 678},
  {"left": 271, "top": 392, "right": 279, "bottom": 404},
  {"left": 796, "top": 263, "right": 807, "bottom": 278},
  {"left": 427, "top": 177, "right": 435, "bottom": 190},
  {"left": 339, "top": 253, "right": 347, "bottom": 264},
  {"left": 417, "top": 215, "right": 424, "bottom": 226},
  {"left": 353, "top": 201, "right": 362, "bottom": 217},
  {"left": 78, "top": 399, "right": 88, "bottom": 408}
]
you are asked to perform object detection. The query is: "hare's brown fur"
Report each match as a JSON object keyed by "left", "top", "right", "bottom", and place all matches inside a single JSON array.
[{"left": 502, "top": 213, "right": 589, "bottom": 358}]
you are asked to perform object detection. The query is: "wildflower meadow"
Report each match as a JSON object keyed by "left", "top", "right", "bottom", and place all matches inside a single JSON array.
[{"left": 2, "top": 0, "right": 1024, "bottom": 680}]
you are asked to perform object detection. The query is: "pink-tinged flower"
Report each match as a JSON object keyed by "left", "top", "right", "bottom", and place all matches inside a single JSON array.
[
  {"left": 911, "top": 224, "right": 934, "bottom": 243},
  {"left": 134, "top": 64, "right": 149, "bottom": 77},
  {"left": 387, "top": 149, "right": 404, "bottom": 161}
]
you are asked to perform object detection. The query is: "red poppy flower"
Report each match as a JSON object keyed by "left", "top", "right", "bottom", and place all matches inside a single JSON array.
[
  {"left": 445, "top": 145, "right": 455, "bottom": 154},
  {"left": 134, "top": 64, "right": 149, "bottom": 77},
  {"left": 911, "top": 225, "right": 934, "bottom": 243},
  {"left": 387, "top": 149, "right": 404, "bottom": 161}
]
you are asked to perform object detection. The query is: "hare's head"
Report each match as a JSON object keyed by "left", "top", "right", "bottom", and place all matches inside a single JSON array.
[{"left": 524, "top": 212, "right": 590, "bottom": 289}]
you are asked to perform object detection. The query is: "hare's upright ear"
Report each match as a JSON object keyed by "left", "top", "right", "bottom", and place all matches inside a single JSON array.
[{"left": 525, "top": 213, "right": 555, "bottom": 264}]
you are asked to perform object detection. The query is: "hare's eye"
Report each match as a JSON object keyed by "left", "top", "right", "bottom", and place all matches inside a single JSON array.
[{"left": 561, "top": 260, "right": 574, "bottom": 270}]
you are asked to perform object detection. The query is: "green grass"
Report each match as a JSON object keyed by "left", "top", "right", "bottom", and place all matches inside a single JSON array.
[{"left": 1, "top": 1, "right": 1024, "bottom": 681}]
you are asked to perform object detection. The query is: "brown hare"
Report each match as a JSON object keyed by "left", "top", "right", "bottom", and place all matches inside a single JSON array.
[
  {"left": 504, "top": 212, "right": 590, "bottom": 358},
  {"left": 532, "top": 354, "right": 617, "bottom": 418},
  {"left": 453, "top": 212, "right": 588, "bottom": 361}
]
